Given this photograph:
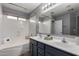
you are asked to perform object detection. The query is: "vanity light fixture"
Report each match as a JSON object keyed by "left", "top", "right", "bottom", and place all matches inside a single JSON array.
[{"left": 42, "top": 3, "right": 56, "bottom": 10}]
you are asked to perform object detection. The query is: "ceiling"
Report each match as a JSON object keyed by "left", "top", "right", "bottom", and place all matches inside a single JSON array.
[
  {"left": 2, "top": 3, "right": 41, "bottom": 14},
  {"left": 40, "top": 3, "right": 79, "bottom": 18},
  {"left": 2, "top": 3, "right": 79, "bottom": 19}
]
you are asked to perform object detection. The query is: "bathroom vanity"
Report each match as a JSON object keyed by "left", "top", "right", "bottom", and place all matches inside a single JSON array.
[{"left": 30, "top": 36, "right": 79, "bottom": 56}]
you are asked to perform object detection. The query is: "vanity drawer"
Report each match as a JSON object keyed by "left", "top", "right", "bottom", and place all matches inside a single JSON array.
[
  {"left": 37, "top": 42, "right": 45, "bottom": 49},
  {"left": 32, "top": 45, "right": 37, "bottom": 56}
]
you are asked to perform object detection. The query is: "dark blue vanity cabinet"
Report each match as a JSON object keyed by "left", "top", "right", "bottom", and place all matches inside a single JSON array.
[
  {"left": 30, "top": 38, "right": 76, "bottom": 56},
  {"left": 37, "top": 42, "right": 45, "bottom": 56}
]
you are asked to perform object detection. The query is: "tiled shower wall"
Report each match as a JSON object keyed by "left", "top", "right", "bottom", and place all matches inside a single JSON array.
[
  {"left": 0, "top": 4, "right": 30, "bottom": 43},
  {"left": 0, "top": 14, "right": 30, "bottom": 41}
]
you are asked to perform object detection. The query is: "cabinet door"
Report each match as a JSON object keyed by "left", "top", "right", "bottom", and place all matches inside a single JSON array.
[
  {"left": 37, "top": 42, "right": 44, "bottom": 49},
  {"left": 30, "top": 39, "right": 32, "bottom": 55},
  {"left": 38, "top": 48, "right": 44, "bottom": 56},
  {"left": 30, "top": 39, "right": 38, "bottom": 56},
  {"left": 32, "top": 44, "right": 37, "bottom": 56},
  {"left": 45, "top": 52, "right": 55, "bottom": 56},
  {"left": 45, "top": 45, "right": 75, "bottom": 56},
  {"left": 30, "top": 43, "right": 32, "bottom": 55},
  {"left": 31, "top": 39, "right": 37, "bottom": 45}
]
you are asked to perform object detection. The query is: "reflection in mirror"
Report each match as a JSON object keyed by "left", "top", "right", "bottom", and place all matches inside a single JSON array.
[
  {"left": 38, "top": 16, "right": 52, "bottom": 35},
  {"left": 40, "top": 3, "right": 79, "bottom": 36}
]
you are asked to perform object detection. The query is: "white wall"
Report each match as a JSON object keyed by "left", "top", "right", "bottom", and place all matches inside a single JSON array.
[
  {"left": 1, "top": 15, "right": 20, "bottom": 39},
  {"left": 0, "top": 14, "right": 30, "bottom": 41},
  {"left": 39, "top": 20, "right": 51, "bottom": 34}
]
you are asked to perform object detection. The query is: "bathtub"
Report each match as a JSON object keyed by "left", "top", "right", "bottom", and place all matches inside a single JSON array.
[{"left": 0, "top": 36, "right": 29, "bottom": 56}]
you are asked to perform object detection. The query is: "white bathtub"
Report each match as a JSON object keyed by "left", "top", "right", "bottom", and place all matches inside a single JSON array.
[{"left": 0, "top": 36, "right": 29, "bottom": 56}]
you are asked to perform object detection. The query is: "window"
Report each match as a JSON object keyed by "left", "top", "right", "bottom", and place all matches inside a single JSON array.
[
  {"left": 7, "top": 15, "right": 17, "bottom": 20},
  {"left": 18, "top": 18, "right": 26, "bottom": 21}
]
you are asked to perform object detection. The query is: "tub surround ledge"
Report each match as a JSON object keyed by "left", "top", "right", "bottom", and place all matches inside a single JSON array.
[{"left": 0, "top": 36, "right": 29, "bottom": 50}]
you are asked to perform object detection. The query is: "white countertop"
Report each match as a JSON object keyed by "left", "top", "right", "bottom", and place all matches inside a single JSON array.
[
  {"left": 30, "top": 36, "right": 79, "bottom": 56},
  {"left": 0, "top": 36, "right": 29, "bottom": 50}
]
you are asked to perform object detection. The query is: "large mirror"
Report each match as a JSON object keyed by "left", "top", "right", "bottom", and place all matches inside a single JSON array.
[{"left": 38, "top": 3, "right": 79, "bottom": 36}]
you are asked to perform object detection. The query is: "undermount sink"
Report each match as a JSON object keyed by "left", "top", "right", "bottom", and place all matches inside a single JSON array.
[{"left": 50, "top": 40, "right": 76, "bottom": 47}]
